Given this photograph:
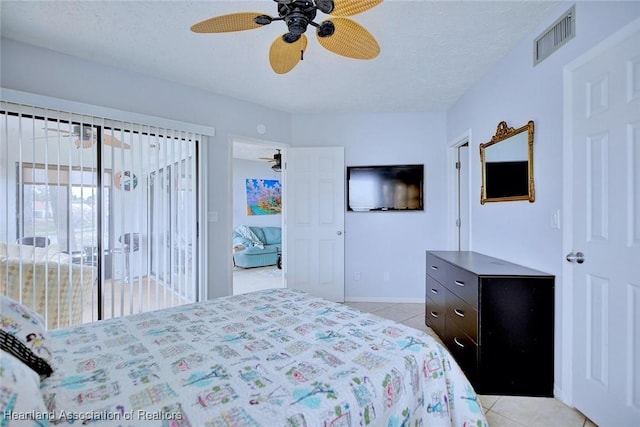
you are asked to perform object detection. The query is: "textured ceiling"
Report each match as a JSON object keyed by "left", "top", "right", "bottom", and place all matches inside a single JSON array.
[{"left": 0, "top": 1, "right": 561, "bottom": 115}]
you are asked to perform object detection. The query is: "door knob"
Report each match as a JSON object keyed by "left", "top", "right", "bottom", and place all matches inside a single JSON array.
[
  {"left": 337, "top": 231, "right": 343, "bottom": 236},
  {"left": 566, "top": 251, "right": 585, "bottom": 264}
]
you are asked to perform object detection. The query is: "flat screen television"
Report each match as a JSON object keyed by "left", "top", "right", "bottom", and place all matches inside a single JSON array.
[{"left": 347, "top": 164, "right": 424, "bottom": 211}]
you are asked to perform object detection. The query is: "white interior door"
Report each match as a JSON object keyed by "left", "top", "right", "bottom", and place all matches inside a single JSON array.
[
  {"left": 567, "top": 22, "right": 640, "bottom": 426},
  {"left": 283, "top": 147, "right": 345, "bottom": 302}
]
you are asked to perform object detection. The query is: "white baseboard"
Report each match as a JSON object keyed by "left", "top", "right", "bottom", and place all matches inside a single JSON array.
[{"left": 553, "top": 385, "right": 573, "bottom": 408}]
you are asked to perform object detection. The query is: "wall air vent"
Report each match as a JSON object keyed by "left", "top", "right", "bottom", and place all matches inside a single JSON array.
[{"left": 534, "top": 6, "right": 575, "bottom": 66}]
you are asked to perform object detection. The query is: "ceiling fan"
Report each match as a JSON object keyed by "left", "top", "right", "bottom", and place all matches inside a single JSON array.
[
  {"left": 260, "top": 149, "right": 282, "bottom": 171},
  {"left": 44, "top": 125, "right": 130, "bottom": 149},
  {"left": 191, "top": 0, "right": 382, "bottom": 74}
]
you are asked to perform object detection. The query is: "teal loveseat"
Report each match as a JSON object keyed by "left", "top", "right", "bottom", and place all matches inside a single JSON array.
[{"left": 232, "top": 226, "right": 281, "bottom": 268}]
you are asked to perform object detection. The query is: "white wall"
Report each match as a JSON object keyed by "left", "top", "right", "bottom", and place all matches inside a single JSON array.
[
  {"left": 232, "top": 158, "right": 282, "bottom": 229},
  {"left": 0, "top": 38, "right": 293, "bottom": 298},
  {"left": 446, "top": 1, "right": 640, "bottom": 400},
  {"left": 449, "top": 1, "right": 640, "bottom": 273},
  {"left": 292, "top": 111, "right": 448, "bottom": 302}
]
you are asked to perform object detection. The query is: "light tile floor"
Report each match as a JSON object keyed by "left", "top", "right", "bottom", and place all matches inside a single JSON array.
[
  {"left": 81, "top": 277, "right": 191, "bottom": 325},
  {"left": 345, "top": 301, "right": 597, "bottom": 427},
  {"left": 232, "top": 265, "right": 284, "bottom": 295},
  {"left": 231, "top": 270, "right": 597, "bottom": 426}
]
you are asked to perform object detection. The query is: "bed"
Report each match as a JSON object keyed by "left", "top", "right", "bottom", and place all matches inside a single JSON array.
[{"left": 1, "top": 288, "right": 488, "bottom": 426}]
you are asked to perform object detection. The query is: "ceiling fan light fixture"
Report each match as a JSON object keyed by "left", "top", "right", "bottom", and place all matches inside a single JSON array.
[
  {"left": 278, "top": 1, "right": 317, "bottom": 35},
  {"left": 285, "top": 13, "right": 310, "bottom": 35},
  {"left": 317, "top": 20, "right": 335, "bottom": 38},
  {"left": 254, "top": 15, "right": 273, "bottom": 26},
  {"left": 283, "top": 32, "right": 301, "bottom": 43},
  {"left": 272, "top": 149, "right": 282, "bottom": 172},
  {"left": 315, "top": 0, "right": 334, "bottom": 14}
]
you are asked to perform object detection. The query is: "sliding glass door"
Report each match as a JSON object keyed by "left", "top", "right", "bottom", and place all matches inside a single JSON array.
[
  {"left": 103, "top": 125, "right": 199, "bottom": 317},
  {"left": 149, "top": 158, "right": 195, "bottom": 298},
  {"left": 18, "top": 163, "right": 110, "bottom": 255},
  {"left": 1, "top": 102, "right": 200, "bottom": 328}
]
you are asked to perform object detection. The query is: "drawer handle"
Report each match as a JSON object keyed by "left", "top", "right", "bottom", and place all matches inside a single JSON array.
[
  {"left": 454, "top": 308, "right": 465, "bottom": 318},
  {"left": 454, "top": 337, "right": 465, "bottom": 348},
  {"left": 454, "top": 280, "right": 465, "bottom": 287},
  {"left": 431, "top": 265, "right": 439, "bottom": 270},
  {"left": 430, "top": 311, "right": 439, "bottom": 318},
  {"left": 430, "top": 288, "right": 438, "bottom": 294}
]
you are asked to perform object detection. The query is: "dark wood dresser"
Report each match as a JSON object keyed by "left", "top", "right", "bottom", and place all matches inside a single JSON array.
[{"left": 425, "top": 250, "right": 554, "bottom": 396}]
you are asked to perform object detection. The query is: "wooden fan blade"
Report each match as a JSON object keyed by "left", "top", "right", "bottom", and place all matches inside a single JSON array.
[
  {"left": 105, "top": 134, "right": 131, "bottom": 150},
  {"left": 44, "top": 127, "right": 74, "bottom": 135},
  {"left": 74, "top": 138, "right": 95, "bottom": 149},
  {"left": 73, "top": 135, "right": 130, "bottom": 150},
  {"left": 191, "top": 12, "right": 266, "bottom": 33},
  {"left": 269, "top": 34, "right": 308, "bottom": 74},
  {"left": 330, "top": 0, "right": 382, "bottom": 16},
  {"left": 316, "top": 18, "right": 380, "bottom": 60}
]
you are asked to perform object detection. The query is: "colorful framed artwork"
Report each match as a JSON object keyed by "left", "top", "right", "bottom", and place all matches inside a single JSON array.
[{"left": 246, "top": 179, "right": 281, "bottom": 215}]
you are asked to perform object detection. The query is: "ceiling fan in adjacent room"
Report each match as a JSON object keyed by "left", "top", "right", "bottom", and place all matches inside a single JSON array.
[
  {"left": 44, "top": 125, "right": 130, "bottom": 149},
  {"left": 260, "top": 149, "right": 282, "bottom": 172},
  {"left": 191, "top": 0, "right": 382, "bottom": 74}
]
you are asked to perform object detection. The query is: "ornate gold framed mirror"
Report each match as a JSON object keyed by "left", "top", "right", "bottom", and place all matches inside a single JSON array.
[{"left": 480, "top": 120, "right": 535, "bottom": 204}]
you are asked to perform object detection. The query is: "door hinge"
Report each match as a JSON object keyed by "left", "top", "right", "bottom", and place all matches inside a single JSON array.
[
  {"left": 455, "top": 161, "right": 461, "bottom": 170},
  {"left": 456, "top": 218, "right": 461, "bottom": 228}
]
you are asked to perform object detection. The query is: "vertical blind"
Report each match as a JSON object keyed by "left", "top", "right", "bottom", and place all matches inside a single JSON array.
[{"left": 0, "top": 101, "right": 200, "bottom": 328}]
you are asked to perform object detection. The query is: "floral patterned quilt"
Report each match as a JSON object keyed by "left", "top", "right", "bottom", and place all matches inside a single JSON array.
[{"left": 41, "top": 289, "right": 488, "bottom": 426}]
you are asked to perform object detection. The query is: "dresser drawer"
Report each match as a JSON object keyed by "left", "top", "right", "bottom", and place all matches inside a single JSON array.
[
  {"left": 426, "top": 253, "right": 447, "bottom": 283},
  {"left": 444, "top": 320, "right": 478, "bottom": 385},
  {"left": 426, "top": 276, "right": 445, "bottom": 307},
  {"left": 445, "top": 265, "right": 478, "bottom": 307},
  {"left": 445, "top": 290, "right": 478, "bottom": 343},
  {"left": 425, "top": 296, "right": 445, "bottom": 336}
]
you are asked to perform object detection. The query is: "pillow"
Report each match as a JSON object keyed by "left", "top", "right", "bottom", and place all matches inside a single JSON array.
[
  {"left": 0, "top": 351, "right": 48, "bottom": 422},
  {"left": 0, "top": 296, "right": 54, "bottom": 378},
  {"left": 235, "top": 225, "right": 264, "bottom": 249}
]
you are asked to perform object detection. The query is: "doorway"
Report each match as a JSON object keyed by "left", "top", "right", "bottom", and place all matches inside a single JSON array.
[
  {"left": 448, "top": 131, "right": 471, "bottom": 250},
  {"left": 230, "top": 137, "right": 287, "bottom": 295}
]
